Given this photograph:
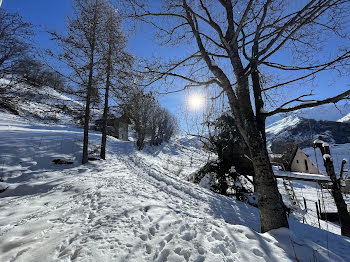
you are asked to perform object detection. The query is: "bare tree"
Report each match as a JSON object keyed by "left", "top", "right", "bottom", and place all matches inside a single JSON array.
[
  {"left": 0, "top": 10, "right": 66, "bottom": 115},
  {"left": 127, "top": 0, "right": 350, "bottom": 232},
  {"left": 123, "top": 88, "right": 177, "bottom": 149},
  {"left": 49, "top": 0, "right": 106, "bottom": 164},
  {"left": 0, "top": 9, "right": 32, "bottom": 111},
  {"left": 0, "top": 9, "right": 32, "bottom": 79},
  {"left": 99, "top": 4, "right": 134, "bottom": 160},
  {"left": 124, "top": 89, "right": 156, "bottom": 150},
  {"left": 13, "top": 57, "right": 65, "bottom": 89},
  {"left": 149, "top": 106, "right": 178, "bottom": 145}
]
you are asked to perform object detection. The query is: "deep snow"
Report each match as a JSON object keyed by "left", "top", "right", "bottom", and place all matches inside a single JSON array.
[{"left": 1, "top": 112, "right": 350, "bottom": 262}]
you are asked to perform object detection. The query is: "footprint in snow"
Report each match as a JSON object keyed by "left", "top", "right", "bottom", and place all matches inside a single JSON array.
[
  {"left": 149, "top": 227, "right": 156, "bottom": 236},
  {"left": 245, "top": 232, "right": 257, "bottom": 240},
  {"left": 140, "top": 234, "right": 148, "bottom": 241},
  {"left": 211, "top": 230, "right": 223, "bottom": 241},
  {"left": 252, "top": 248, "right": 265, "bottom": 258},
  {"left": 164, "top": 233, "right": 173, "bottom": 243}
]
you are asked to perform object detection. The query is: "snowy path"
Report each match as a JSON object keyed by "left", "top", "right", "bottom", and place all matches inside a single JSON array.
[
  {"left": 1, "top": 155, "right": 262, "bottom": 262},
  {"left": 1, "top": 113, "right": 350, "bottom": 261}
]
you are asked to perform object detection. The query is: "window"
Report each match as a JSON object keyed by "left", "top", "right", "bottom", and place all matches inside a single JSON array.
[
  {"left": 296, "top": 160, "right": 299, "bottom": 163},
  {"left": 304, "top": 159, "right": 309, "bottom": 171}
]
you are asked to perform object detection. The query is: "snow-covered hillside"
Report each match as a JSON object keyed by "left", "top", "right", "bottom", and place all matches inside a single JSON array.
[
  {"left": 266, "top": 116, "right": 350, "bottom": 151},
  {"left": 338, "top": 113, "right": 350, "bottom": 123},
  {"left": 265, "top": 104, "right": 350, "bottom": 150},
  {"left": 266, "top": 115, "right": 302, "bottom": 136},
  {"left": 0, "top": 79, "right": 85, "bottom": 124},
  {"left": 1, "top": 112, "right": 350, "bottom": 261}
]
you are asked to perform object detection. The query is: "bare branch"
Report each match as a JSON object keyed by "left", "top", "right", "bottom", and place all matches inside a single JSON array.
[
  {"left": 264, "top": 89, "right": 350, "bottom": 117},
  {"left": 233, "top": 0, "right": 254, "bottom": 42}
]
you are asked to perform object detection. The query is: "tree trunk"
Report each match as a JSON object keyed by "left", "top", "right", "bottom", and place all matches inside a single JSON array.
[
  {"left": 227, "top": 67, "right": 288, "bottom": 232},
  {"left": 100, "top": 39, "right": 112, "bottom": 160},
  {"left": 82, "top": 1, "right": 98, "bottom": 164},
  {"left": 183, "top": 0, "right": 289, "bottom": 232},
  {"left": 243, "top": 123, "right": 289, "bottom": 233},
  {"left": 314, "top": 142, "right": 350, "bottom": 237},
  {"left": 100, "top": 78, "right": 110, "bottom": 160},
  {"left": 82, "top": 66, "right": 93, "bottom": 164}
]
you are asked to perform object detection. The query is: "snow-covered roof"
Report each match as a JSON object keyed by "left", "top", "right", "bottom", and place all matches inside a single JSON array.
[{"left": 274, "top": 170, "right": 331, "bottom": 182}]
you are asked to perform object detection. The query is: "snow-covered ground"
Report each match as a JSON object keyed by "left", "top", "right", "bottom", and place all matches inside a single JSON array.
[{"left": 1, "top": 112, "right": 350, "bottom": 261}]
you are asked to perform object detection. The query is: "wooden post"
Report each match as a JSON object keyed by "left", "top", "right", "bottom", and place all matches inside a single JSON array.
[
  {"left": 340, "top": 159, "right": 347, "bottom": 180},
  {"left": 315, "top": 201, "right": 321, "bottom": 228},
  {"left": 303, "top": 197, "right": 307, "bottom": 211},
  {"left": 318, "top": 199, "right": 322, "bottom": 214}
]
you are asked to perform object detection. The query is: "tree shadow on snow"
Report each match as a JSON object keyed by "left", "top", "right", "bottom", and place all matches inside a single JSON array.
[
  {"left": 207, "top": 193, "right": 261, "bottom": 232},
  {"left": 0, "top": 180, "right": 61, "bottom": 198}
]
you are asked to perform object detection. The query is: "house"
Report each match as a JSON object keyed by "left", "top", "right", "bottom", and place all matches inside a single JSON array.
[
  {"left": 270, "top": 145, "right": 321, "bottom": 174},
  {"left": 289, "top": 146, "right": 320, "bottom": 174},
  {"left": 95, "top": 114, "right": 131, "bottom": 141},
  {"left": 114, "top": 115, "right": 131, "bottom": 141}
]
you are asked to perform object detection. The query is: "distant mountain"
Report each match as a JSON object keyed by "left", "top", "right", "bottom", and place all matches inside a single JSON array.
[
  {"left": 266, "top": 103, "right": 350, "bottom": 127},
  {"left": 267, "top": 116, "right": 350, "bottom": 153}
]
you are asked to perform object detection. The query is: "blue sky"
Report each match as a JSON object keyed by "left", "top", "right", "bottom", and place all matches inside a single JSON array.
[
  {"left": 2, "top": 0, "right": 197, "bottom": 132},
  {"left": 2, "top": 0, "right": 349, "bottom": 132}
]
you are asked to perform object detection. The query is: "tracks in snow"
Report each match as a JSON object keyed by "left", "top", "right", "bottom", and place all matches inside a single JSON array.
[{"left": 1, "top": 148, "right": 275, "bottom": 261}]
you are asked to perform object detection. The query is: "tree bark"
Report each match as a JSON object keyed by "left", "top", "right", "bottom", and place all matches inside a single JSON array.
[
  {"left": 227, "top": 53, "right": 288, "bottom": 233},
  {"left": 82, "top": 61, "right": 94, "bottom": 164},
  {"left": 100, "top": 35, "right": 112, "bottom": 160},
  {"left": 243, "top": 122, "right": 289, "bottom": 232},
  {"left": 82, "top": 0, "right": 98, "bottom": 164},
  {"left": 314, "top": 141, "right": 350, "bottom": 237},
  {"left": 100, "top": 73, "right": 110, "bottom": 160}
]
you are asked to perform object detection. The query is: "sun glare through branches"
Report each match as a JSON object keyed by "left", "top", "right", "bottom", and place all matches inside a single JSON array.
[{"left": 187, "top": 93, "right": 204, "bottom": 111}]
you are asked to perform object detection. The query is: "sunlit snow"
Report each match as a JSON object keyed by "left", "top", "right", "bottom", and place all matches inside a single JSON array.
[{"left": 0, "top": 112, "right": 350, "bottom": 261}]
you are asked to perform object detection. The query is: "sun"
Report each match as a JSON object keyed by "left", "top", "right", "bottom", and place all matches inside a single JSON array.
[{"left": 188, "top": 93, "right": 204, "bottom": 110}]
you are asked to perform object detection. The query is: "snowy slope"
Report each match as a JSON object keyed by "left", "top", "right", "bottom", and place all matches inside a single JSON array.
[
  {"left": 266, "top": 116, "right": 350, "bottom": 150},
  {"left": 265, "top": 104, "right": 350, "bottom": 148},
  {"left": 0, "top": 79, "right": 85, "bottom": 124},
  {"left": 1, "top": 112, "right": 350, "bottom": 261},
  {"left": 266, "top": 115, "right": 301, "bottom": 135},
  {"left": 338, "top": 113, "right": 350, "bottom": 123}
]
